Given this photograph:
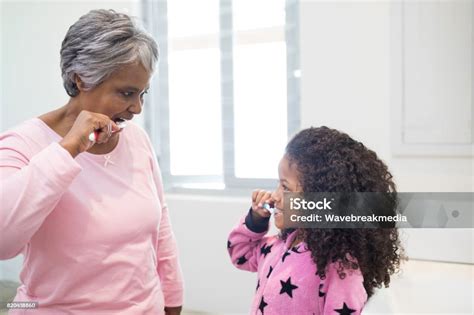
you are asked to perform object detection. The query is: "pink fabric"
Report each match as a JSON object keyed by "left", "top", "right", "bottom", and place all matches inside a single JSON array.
[
  {"left": 228, "top": 215, "right": 367, "bottom": 314},
  {"left": 0, "top": 118, "right": 183, "bottom": 314}
]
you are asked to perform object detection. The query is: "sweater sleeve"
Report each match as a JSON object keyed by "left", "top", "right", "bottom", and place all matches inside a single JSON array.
[
  {"left": 0, "top": 132, "right": 82, "bottom": 259},
  {"left": 320, "top": 263, "right": 368, "bottom": 314},
  {"left": 147, "top": 138, "right": 184, "bottom": 307},
  {"left": 227, "top": 209, "right": 271, "bottom": 272}
]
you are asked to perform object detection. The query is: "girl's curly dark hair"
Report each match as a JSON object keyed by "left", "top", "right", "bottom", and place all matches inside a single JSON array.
[{"left": 284, "top": 126, "right": 404, "bottom": 298}]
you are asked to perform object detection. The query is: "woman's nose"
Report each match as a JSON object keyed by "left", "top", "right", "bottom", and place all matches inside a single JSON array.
[{"left": 129, "top": 99, "right": 142, "bottom": 115}]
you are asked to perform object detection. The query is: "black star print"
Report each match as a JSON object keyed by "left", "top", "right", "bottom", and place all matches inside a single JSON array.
[
  {"left": 258, "top": 296, "right": 268, "bottom": 314},
  {"left": 256, "top": 279, "right": 260, "bottom": 291},
  {"left": 260, "top": 244, "right": 273, "bottom": 257},
  {"left": 334, "top": 302, "right": 356, "bottom": 315},
  {"left": 236, "top": 255, "right": 248, "bottom": 265},
  {"left": 227, "top": 240, "right": 231, "bottom": 249},
  {"left": 279, "top": 277, "right": 299, "bottom": 298},
  {"left": 266, "top": 266, "right": 273, "bottom": 278},
  {"left": 282, "top": 251, "right": 291, "bottom": 262},
  {"left": 318, "top": 283, "right": 325, "bottom": 297},
  {"left": 291, "top": 245, "right": 302, "bottom": 254}
]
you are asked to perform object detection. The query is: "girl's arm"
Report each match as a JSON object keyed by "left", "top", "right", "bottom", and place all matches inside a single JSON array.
[
  {"left": 227, "top": 209, "right": 271, "bottom": 272},
  {"left": 0, "top": 133, "right": 82, "bottom": 259},
  {"left": 320, "top": 263, "right": 368, "bottom": 314}
]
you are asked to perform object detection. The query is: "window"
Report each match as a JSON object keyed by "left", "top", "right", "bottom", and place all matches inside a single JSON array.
[{"left": 142, "top": 0, "right": 300, "bottom": 190}]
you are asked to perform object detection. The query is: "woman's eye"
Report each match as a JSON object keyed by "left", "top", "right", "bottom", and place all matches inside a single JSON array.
[{"left": 121, "top": 91, "right": 134, "bottom": 97}]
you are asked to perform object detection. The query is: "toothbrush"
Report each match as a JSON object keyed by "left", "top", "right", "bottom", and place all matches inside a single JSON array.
[
  {"left": 88, "top": 120, "right": 127, "bottom": 142},
  {"left": 263, "top": 202, "right": 275, "bottom": 215}
]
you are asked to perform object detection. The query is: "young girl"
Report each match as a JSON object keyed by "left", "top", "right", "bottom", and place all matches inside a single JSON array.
[{"left": 227, "top": 126, "right": 403, "bottom": 314}]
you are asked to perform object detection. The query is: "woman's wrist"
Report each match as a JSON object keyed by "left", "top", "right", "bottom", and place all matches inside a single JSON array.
[{"left": 59, "top": 138, "right": 81, "bottom": 158}]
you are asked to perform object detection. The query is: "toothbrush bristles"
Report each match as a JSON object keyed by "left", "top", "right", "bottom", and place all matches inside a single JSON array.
[{"left": 263, "top": 203, "right": 275, "bottom": 214}]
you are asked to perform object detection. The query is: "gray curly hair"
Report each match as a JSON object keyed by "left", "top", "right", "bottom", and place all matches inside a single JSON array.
[{"left": 60, "top": 9, "right": 158, "bottom": 97}]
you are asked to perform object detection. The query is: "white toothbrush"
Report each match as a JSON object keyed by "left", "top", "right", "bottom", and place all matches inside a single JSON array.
[{"left": 263, "top": 202, "right": 275, "bottom": 215}]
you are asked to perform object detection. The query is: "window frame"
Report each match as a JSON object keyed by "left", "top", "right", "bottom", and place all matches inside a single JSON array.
[{"left": 141, "top": 0, "right": 300, "bottom": 192}]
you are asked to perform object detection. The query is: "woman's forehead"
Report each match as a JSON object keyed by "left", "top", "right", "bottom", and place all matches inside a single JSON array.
[{"left": 110, "top": 63, "right": 150, "bottom": 87}]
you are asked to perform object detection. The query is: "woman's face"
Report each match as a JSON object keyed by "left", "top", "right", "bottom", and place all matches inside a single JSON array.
[
  {"left": 271, "top": 155, "right": 301, "bottom": 230},
  {"left": 76, "top": 62, "right": 151, "bottom": 124}
]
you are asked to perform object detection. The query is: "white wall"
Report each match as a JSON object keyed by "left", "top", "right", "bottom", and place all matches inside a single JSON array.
[
  {"left": 1, "top": 1, "right": 472, "bottom": 314},
  {"left": 299, "top": 1, "right": 472, "bottom": 192}
]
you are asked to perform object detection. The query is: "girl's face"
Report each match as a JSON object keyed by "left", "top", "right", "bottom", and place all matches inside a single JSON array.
[{"left": 271, "top": 155, "right": 301, "bottom": 230}]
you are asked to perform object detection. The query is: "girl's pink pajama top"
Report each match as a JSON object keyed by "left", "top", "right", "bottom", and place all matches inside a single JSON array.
[{"left": 227, "top": 211, "right": 367, "bottom": 314}]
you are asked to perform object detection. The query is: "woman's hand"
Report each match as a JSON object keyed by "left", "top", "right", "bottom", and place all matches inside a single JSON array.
[
  {"left": 59, "top": 110, "right": 119, "bottom": 158},
  {"left": 251, "top": 189, "right": 274, "bottom": 221},
  {"left": 164, "top": 306, "right": 182, "bottom": 315}
]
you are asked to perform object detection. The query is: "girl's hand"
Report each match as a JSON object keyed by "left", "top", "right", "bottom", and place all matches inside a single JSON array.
[
  {"left": 251, "top": 189, "right": 274, "bottom": 220},
  {"left": 60, "top": 110, "right": 119, "bottom": 158}
]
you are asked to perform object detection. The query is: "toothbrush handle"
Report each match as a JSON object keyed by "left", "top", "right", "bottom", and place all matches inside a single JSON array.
[{"left": 88, "top": 123, "right": 125, "bottom": 142}]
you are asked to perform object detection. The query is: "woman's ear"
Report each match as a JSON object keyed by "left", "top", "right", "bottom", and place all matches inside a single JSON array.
[{"left": 74, "top": 74, "right": 86, "bottom": 92}]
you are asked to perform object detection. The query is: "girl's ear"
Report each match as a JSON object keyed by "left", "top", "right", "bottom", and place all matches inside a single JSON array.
[{"left": 296, "top": 183, "right": 303, "bottom": 192}]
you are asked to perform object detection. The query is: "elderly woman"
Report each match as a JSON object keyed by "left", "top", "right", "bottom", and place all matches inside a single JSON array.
[{"left": 0, "top": 9, "right": 183, "bottom": 314}]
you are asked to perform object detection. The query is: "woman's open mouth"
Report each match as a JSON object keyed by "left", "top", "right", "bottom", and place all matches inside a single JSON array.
[
  {"left": 113, "top": 117, "right": 127, "bottom": 123},
  {"left": 113, "top": 117, "right": 129, "bottom": 129}
]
